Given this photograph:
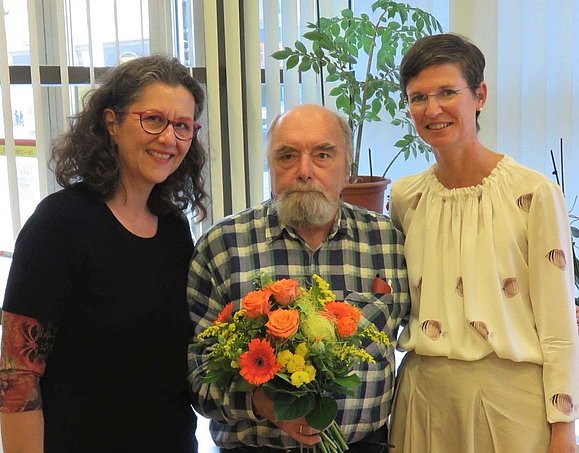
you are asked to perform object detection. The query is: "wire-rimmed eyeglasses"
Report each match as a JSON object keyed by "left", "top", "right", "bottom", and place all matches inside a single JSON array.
[
  {"left": 123, "top": 110, "right": 201, "bottom": 141},
  {"left": 406, "top": 86, "right": 478, "bottom": 110}
]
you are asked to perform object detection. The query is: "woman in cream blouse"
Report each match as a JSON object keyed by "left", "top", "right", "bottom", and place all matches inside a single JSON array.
[{"left": 389, "top": 33, "right": 578, "bottom": 453}]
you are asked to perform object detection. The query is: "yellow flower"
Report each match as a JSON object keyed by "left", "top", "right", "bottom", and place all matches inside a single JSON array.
[
  {"left": 295, "top": 343, "right": 308, "bottom": 357},
  {"left": 304, "top": 363, "right": 316, "bottom": 381},
  {"left": 337, "top": 344, "right": 375, "bottom": 364},
  {"left": 277, "top": 349, "right": 293, "bottom": 367},
  {"left": 312, "top": 274, "right": 336, "bottom": 304},
  {"left": 291, "top": 370, "right": 312, "bottom": 387},
  {"left": 360, "top": 325, "right": 390, "bottom": 346},
  {"left": 198, "top": 324, "right": 220, "bottom": 339},
  {"left": 286, "top": 354, "right": 306, "bottom": 373}
]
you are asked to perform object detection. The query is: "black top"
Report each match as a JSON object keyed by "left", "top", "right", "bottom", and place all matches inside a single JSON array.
[{"left": 3, "top": 183, "right": 197, "bottom": 452}]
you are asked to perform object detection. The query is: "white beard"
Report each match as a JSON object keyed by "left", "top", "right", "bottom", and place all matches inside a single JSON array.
[{"left": 273, "top": 182, "right": 338, "bottom": 228}]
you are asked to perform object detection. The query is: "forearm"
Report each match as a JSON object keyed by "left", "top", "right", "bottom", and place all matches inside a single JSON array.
[
  {"left": 188, "top": 343, "right": 257, "bottom": 423},
  {"left": 1, "top": 410, "right": 44, "bottom": 453},
  {"left": 549, "top": 421, "right": 576, "bottom": 453},
  {"left": 190, "top": 372, "right": 258, "bottom": 424}
]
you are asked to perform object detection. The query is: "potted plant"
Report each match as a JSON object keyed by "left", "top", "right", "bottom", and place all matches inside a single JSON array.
[{"left": 272, "top": 0, "right": 443, "bottom": 212}]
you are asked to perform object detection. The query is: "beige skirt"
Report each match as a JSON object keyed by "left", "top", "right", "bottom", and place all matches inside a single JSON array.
[{"left": 389, "top": 352, "right": 550, "bottom": 453}]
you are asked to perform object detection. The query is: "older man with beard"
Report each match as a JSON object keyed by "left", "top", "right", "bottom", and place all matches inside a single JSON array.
[{"left": 187, "top": 104, "right": 409, "bottom": 453}]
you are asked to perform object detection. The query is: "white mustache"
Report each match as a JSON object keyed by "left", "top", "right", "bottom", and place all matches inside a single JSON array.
[{"left": 284, "top": 183, "right": 325, "bottom": 195}]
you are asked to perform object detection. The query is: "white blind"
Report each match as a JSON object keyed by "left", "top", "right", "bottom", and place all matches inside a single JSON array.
[
  {"left": 451, "top": 0, "right": 579, "bottom": 202},
  {"left": 0, "top": 0, "right": 21, "bottom": 238}
]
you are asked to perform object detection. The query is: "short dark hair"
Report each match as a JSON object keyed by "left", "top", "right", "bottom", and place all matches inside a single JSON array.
[
  {"left": 51, "top": 54, "right": 208, "bottom": 219},
  {"left": 400, "top": 33, "right": 486, "bottom": 131}
]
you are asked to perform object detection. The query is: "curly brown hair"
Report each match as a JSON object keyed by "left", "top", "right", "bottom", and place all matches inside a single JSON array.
[{"left": 51, "top": 54, "right": 208, "bottom": 219}]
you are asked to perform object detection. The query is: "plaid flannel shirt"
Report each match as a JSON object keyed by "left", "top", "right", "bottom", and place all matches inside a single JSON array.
[{"left": 187, "top": 200, "right": 409, "bottom": 449}]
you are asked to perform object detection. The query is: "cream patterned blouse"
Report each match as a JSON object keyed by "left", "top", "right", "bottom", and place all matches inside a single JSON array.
[{"left": 390, "top": 154, "right": 579, "bottom": 423}]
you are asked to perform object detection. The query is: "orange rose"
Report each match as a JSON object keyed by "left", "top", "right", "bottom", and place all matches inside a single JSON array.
[
  {"left": 242, "top": 289, "right": 272, "bottom": 318},
  {"left": 266, "top": 308, "right": 300, "bottom": 339},
  {"left": 267, "top": 279, "right": 300, "bottom": 306}
]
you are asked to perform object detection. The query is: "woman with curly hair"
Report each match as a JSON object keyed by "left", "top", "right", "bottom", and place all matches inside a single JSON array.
[{"left": 0, "top": 55, "right": 208, "bottom": 453}]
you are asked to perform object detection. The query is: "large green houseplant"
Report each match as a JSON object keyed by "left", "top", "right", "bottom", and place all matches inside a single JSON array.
[{"left": 272, "top": 1, "right": 443, "bottom": 210}]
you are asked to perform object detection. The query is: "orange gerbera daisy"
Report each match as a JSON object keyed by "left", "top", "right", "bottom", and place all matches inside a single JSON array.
[
  {"left": 239, "top": 338, "right": 282, "bottom": 385},
  {"left": 214, "top": 302, "right": 234, "bottom": 324}
]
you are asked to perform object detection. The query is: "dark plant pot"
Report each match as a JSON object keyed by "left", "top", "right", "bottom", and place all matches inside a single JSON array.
[{"left": 341, "top": 176, "right": 391, "bottom": 213}]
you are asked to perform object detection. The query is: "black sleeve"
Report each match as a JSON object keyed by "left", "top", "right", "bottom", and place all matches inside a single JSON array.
[{"left": 3, "top": 192, "right": 82, "bottom": 324}]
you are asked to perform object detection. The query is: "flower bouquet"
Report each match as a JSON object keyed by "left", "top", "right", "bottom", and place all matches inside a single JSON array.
[{"left": 194, "top": 274, "right": 390, "bottom": 453}]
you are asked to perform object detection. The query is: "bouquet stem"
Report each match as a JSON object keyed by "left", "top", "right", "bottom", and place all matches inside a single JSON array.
[
  {"left": 318, "top": 420, "right": 348, "bottom": 452},
  {"left": 299, "top": 420, "right": 348, "bottom": 452}
]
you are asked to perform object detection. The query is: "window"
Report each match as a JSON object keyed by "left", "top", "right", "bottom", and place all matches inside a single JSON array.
[{"left": 0, "top": 0, "right": 209, "bottom": 292}]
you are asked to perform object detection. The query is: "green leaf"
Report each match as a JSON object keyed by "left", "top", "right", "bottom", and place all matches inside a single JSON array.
[
  {"left": 271, "top": 49, "right": 291, "bottom": 60},
  {"left": 376, "top": 48, "right": 388, "bottom": 72},
  {"left": 398, "top": 5, "right": 408, "bottom": 23},
  {"left": 200, "top": 369, "right": 222, "bottom": 383},
  {"left": 313, "top": 47, "right": 325, "bottom": 59},
  {"left": 305, "top": 396, "right": 337, "bottom": 431},
  {"left": 346, "top": 42, "right": 359, "bottom": 57},
  {"left": 341, "top": 9, "right": 353, "bottom": 19},
  {"left": 330, "top": 22, "right": 341, "bottom": 38},
  {"left": 286, "top": 55, "right": 299, "bottom": 69},
  {"left": 273, "top": 392, "right": 316, "bottom": 421},
  {"left": 295, "top": 40, "right": 307, "bottom": 53},
  {"left": 299, "top": 59, "right": 312, "bottom": 72},
  {"left": 329, "top": 86, "right": 344, "bottom": 97},
  {"left": 302, "top": 31, "right": 322, "bottom": 42},
  {"left": 335, "top": 94, "right": 352, "bottom": 114},
  {"left": 416, "top": 17, "right": 424, "bottom": 31},
  {"left": 326, "top": 73, "right": 341, "bottom": 83},
  {"left": 371, "top": 98, "right": 382, "bottom": 115},
  {"left": 334, "top": 373, "right": 362, "bottom": 389}
]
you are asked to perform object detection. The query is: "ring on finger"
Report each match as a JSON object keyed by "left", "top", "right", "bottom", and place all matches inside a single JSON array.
[{"left": 299, "top": 425, "right": 303, "bottom": 435}]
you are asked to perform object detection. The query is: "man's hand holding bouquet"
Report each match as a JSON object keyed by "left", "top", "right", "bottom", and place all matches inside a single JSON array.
[{"left": 193, "top": 274, "right": 389, "bottom": 453}]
